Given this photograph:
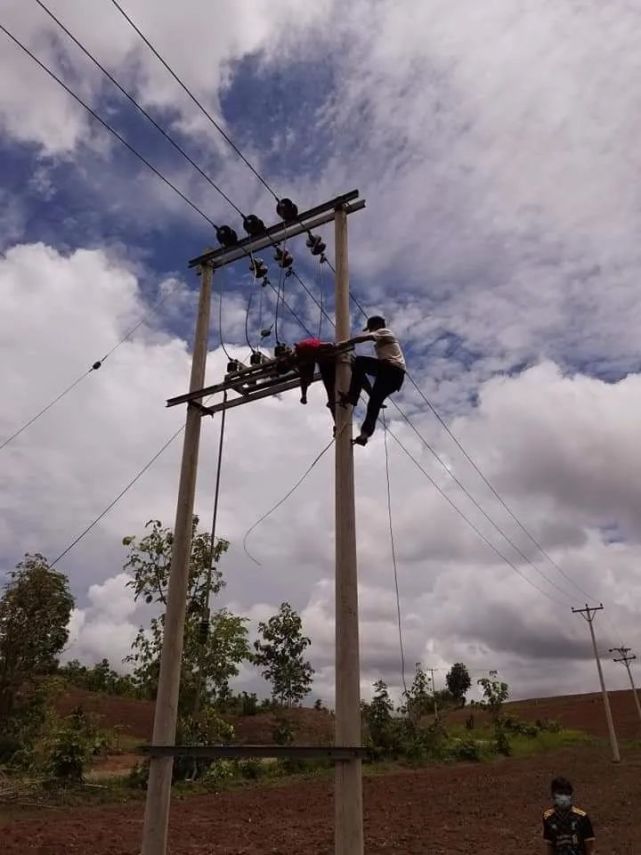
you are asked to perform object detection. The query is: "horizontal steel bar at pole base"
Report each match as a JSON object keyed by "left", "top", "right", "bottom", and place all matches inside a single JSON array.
[
  {"left": 189, "top": 196, "right": 365, "bottom": 269},
  {"left": 141, "top": 744, "right": 365, "bottom": 760}
]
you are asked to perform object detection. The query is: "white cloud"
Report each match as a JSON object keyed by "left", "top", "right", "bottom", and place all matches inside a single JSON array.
[{"left": 2, "top": 242, "right": 640, "bottom": 702}]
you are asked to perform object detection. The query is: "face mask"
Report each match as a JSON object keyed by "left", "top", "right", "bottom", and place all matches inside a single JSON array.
[{"left": 554, "top": 794, "right": 572, "bottom": 809}]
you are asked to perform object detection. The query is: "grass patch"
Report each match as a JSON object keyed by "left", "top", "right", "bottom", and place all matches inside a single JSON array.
[{"left": 509, "top": 729, "right": 593, "bottom": 758}]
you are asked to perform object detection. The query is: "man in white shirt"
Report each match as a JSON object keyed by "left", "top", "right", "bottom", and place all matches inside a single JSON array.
[{"left": 339, "top": 315, "right": 406, "bottom": 445}]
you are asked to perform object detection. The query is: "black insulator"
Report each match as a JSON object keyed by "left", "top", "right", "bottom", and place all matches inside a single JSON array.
[
  {"left": 243, "top": 214, "right": 267, "bottom": 237},
  {"left": 276, "top": 198, "right": 299, "bottom": 222},
  {"left": 274, "top": 247, "right": 293, "bottom": 269},
  {"left": 250, "top": 351, "right": 264, "bottom": 365},
  {"left": 274, "top": 343, "right": 289, "bottom": 357},
  {"left": 227, "top": 359, "right": 243, "bottom": 373},
  {"left": 306, "top": 233, "right": 326, "bottom": 256},
  {"left": 92, "top": 361, "right": 102, "bottom": 371},
  {"left": 249, "top": 257, "right": 268, "bottom": 279},
  {"left": 216, "top": 224, "right": 238, "bottom": 247},
  {"left": 198, "top": 619, "right": 209, "bottom": 644}
]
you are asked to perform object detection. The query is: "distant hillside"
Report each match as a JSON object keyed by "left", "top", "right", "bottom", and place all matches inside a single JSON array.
[{"left": 56, "top": 687, "right": 641, "bottom": 743}]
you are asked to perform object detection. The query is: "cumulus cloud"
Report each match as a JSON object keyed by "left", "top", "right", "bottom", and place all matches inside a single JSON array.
[{"left": 3, "top": 1, "right": 641, "bottom": 705}]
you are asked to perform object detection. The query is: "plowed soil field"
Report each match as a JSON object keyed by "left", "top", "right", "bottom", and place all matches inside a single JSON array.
[{"left": 2, "top": 745, "right": 640, "bottom": 854}]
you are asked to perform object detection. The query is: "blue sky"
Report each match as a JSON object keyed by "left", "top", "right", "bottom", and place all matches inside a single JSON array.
[{"left": 2, "top": 0, "right": 641, "bottom": 703}]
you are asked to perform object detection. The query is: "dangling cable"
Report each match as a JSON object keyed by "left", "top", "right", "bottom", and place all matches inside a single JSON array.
[
  {"left": 243, "top": 437, "right": 335, "bottom": 565},
  {"left": 244, "top": 290, "right": 255, "bottom": 353},
  {"left": 217, "top": 275, "right": 233, "bottom": 361},
  {"left": 383, "top": 413, "right": 408, "bottom": 697},
  {"left": 193, "top": 396, "right": 227, "bottom": 715}
]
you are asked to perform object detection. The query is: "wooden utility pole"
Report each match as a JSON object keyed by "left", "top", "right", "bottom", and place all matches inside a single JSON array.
[
  {"left": 427, "top": 667, "right": 438, "bottom": 721},
  {"left": 334, "top": 205, "right": 364, "bottom": 855},
  {"left": 572, "top": 604, "right": 621, "bottom": 763},
  {"left": 141, "top": 262, "right": 213, "bottom": 855},
  {"left": 610, "top": 646, "right": 641, "bottom": 725}
]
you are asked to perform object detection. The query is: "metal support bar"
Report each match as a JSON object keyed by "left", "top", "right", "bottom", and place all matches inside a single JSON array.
[
  {"left": 167, "top": 344, "right": 354, "bottom": 409},
  {"left": 142, "top": 744, "right": 365, "bottom": 760},
  {"left": 202, "top": 375, "right": 321, "bottom": 415},
  {"left": 188, "top": 192, "right": 364, "bottom": 269}
]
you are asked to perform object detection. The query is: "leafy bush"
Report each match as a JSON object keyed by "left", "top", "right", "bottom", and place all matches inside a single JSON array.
[
  {"left": 174, "top": 708, "right": 234, "bottom": 781},
  {"left": 46, "top": 706, "right": 98, "bottom": 783},
  {"left": 494, "top": 726, "right": 512, "bottom": 757},
  {"left": 503, "top": 715, "right": 540, "bottom": 738},
  {"left": 449, "top": 737, "right": 482, "bottom": 762}
]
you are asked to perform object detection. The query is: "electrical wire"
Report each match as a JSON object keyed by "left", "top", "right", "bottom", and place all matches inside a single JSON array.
[
  {"left": 0, "top": 278, "right": 176, "bottom": 452},
  {"left": 34, "top": 0, "right": 243, "bottom": 217},
  {"left": 244, "top": 291, "right": 255, "bottom": 353},
  {"left": 382, "top": 414, "right": 408, "bottom": 695},
  {"left": 1, "top": 369, "right": 92, "bottom": 451},
  {"left": 50, "top": 422, "right": 185, "bottom": 567},
  {"left": 389, "top": 400, "right": 575, "bottom": 603},
  {"left": 217, "top": 275, "right": 234, "bottom": 361},
  {"left": 384, "top": 424, "right": 567, "bottom": 607},
  {"left": 242, "top": 437, "right": 335, "bottom": 566},
  {"left": 108, "top": 0, "right": 279, "bottom": 203},
  {"left": 0, "top": 23, "right": 218, "bottom": 229},
  {"left": 310, "top": 258, "right": 592, "bottom": 604},
  {"left": 404, "top": 371, "right": 598, "bottom": 603}
]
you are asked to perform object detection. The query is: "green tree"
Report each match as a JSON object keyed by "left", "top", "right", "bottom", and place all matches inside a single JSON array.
[
  {"left": 446, "top": 662, "right": 472, "bottom": 706},
  {"left": 477, "top": 671, "right": 509, "bottom": 722},
  {"left": 123, "top": 519, "right": 250, "bottom": 711},
  {"left": 253, "top": 602, "right": 314, "bottom": 706},
  {"left": 0, "top": 554, "right": 74, "bottom": 719},
  {"left": 477, "top": 671, "right": 511, "bottom": 756},
  {"left": 401, "top": 663, "right": 433, "bottom": 723}
]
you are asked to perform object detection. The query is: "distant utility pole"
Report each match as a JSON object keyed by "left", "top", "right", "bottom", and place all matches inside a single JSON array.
[
  {"left": 572, "top": 604, "right": 621, "bottom": 763},
  {"left": 427, "top": 667, "right": 438, "bottom": 721},
  {"left": 610, "top": 646, "right": 641, "bottom": 725}
]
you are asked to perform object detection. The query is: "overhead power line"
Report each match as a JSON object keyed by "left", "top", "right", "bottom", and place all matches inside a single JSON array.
[
  {"left": 404, "top": 372, "right": 597, "bottom": 602},
  {"left": 108, "top": 0, "right": 279, "bottom": 202},
  {"left": 0, "top": 282, "right": 176, "bottom": 452},
  {"left": 389, "top": 400, "right": 575, "bottom": 603},
  {"left": 50, "top": 423, "right": 185, "bottom": 567},
  {"left": 34, "top": 0, "right": 244, "bottom": 218},
  {"left": 0, "top": 22, "right": 217, "bottom": 228},
  {"left": 382, "top": 414, "right": 408, "bottom": 695},
  {"left": 385, "top": 424, "right": 567, "bottom": 607}
]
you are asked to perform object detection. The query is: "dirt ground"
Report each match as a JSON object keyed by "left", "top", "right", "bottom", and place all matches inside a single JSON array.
[{"left": 2, "top": 745, "right": 639, "bottom": 854}]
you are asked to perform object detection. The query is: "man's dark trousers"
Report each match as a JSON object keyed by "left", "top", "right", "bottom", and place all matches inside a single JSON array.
[{"left": 348, "top": 356, "right": 405, "bottom": 436}]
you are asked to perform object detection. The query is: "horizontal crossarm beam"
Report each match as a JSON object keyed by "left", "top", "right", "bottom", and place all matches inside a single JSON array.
[
  {"left": 141, "top": 744, "right": 365, "bottom": 760},
  {"left": 199, "top": 375, "right": 319, "bottom": 415},
  {"left": 188, "top": 190, "right": 365, "bottom": 269}
]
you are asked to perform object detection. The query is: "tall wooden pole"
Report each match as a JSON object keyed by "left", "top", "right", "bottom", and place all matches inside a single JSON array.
[
  {"left": 572, "top": 604, "right": 620, "bottom": 763},
  {"left": 610, "top": 647, "right": 641, "bottom": 725},
  {"left": 141, "top": 263, "right": 213, "bottom": 855},
  {"left": 334, "top": 206, "right": 364, "bottom": 855}
]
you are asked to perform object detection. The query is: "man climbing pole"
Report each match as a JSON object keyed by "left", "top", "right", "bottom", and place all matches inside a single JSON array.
[{"left": 338, "top": 315, "right": 406, "bottom": 446}]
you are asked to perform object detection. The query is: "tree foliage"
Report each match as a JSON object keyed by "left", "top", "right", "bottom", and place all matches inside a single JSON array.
[
  {"left": 123, "top": 519, "right": 249, "bottom": 711},
  {"left": 445, "top": 662, "right": 472, "bottom": 705},
  {"left": 0, "top": 554, "right": 74, "bottom": 719},
  {"left": 253, "top": 602, "right": 314, "bottom": 706},
  {"left": 59, "top": 658, "right": 140, "bottom": 697},
  {"left": 477, "top": 671, "right": 509, "bottom": 721},
  {"left": 401, "top": 663, "right": 434, "bottom": 723}
]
